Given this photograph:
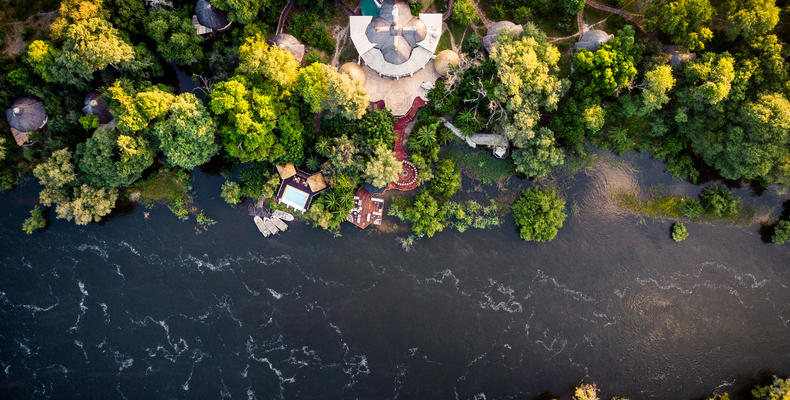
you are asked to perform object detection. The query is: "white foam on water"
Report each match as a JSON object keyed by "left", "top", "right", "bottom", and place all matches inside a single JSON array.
[
  {"left": 74, "top": 340, "right": 89, "bottom": 363},
  {"left": 76, "top": 244, "right": 109, "bottom": 260},
  {"left": 267, "top": 288, "right": 284, "bottom": 299},
  {"left": 68, "top": 281, "right": 89, "bottom": 333},
  {"left": 119, "top": 241, "right": 140, "bottom": 256}
]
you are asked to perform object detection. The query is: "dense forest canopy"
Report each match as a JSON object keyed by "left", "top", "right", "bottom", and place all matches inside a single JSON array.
[{"left": 0, "top": 0, "right": 787, "bottom": 243}]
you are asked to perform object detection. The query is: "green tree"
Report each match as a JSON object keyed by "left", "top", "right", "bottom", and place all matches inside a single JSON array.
[
  {"left": 511, "top": 127, "right": 565, "bottom": 177},
  {"left": 671, "top": 222, "right": 689, "bottom": 241},
  {"left": 221, "top": 180, "right": 242, "bottom": 205},
  {"left": 33, "top": 148, "right": 77, "bottom": 189},
  {"left": 490, "top": 29, "right": 568, "bottom": 147},
  {"left": 404, "top": 191, "right": 447, "bottom": 237},
  {"left": 22, "top": 207, "right": 47, "bottom": 234},
  {"left": 307, "top": 186, "right": 354, "bottom": 230},
  {"left": 512, "top": 186, "right": 567, "bottom": 242},
  {"left": 322, "top": 64, "right": 369, "bottom": 120},
  {"left": 453, "top": 0, "right": 479, "bottom": 25},
  {"left": 145, "top": 8, "right": 204, "bottom": 66},
  {"left": 562, "top": 0, "right": 585, "bottom": 14},
  {"left": 772, "top": 220, "right": 790, "bottom": 244},
  {"left": 752, "top": 376, "right": 790, "bottom": 400},
  {"left": 699, "top": 185, "right": 740, "bottom": 217},
  {"left": 53, "top": 184, "right": 119, "bottom": 225},
  {"left": 573, "top": 383, "right": 599, "bottom": 400},
  {"left": 237, "top": 34, "right": 299, "bottom": 87},
  {"left": 725, "top": 0, "right": 780, "bottom": 40},
  {"left": 76, "top": 127, "right": 155, "bottom": 188},
  {"left": 211, "top": 0, "right": 269, "bottom": 24},
  {"left": 47, "top": 0, "right": 134, "bottom": 87},
  {"left": 364, "top": 143, "right": 402, "bottom": 189},
  {"left": 150, "top": 93, "right": 219, "bottom": 170},
  {"left": 645, "top": 0, "right": 714, "bottom": 51},
  {"left": 430, "top": 158, "right": 461, "bottom": 199},
  {"left": 682, "top": 52, "right": 736, "bottom": 107},
  {"left": 296, "top": 62, "right": 329, "bottom": 113},
  {"left": 209, "top": 76, "right": 284, "bottom": 162},
  {"left": 682, "top": 198, "right": 704, "bottom": 218},
  {"left": 108, "top": 81, "right": 176, "bottom": 133},
  {"left": 572, "top": 29, "right": 638, "bottom": 97},
  {"left": 409, "top": 121, "right": 441, "bottom": 161},
  {"left": 360, "top": 109, "right": 397, "bottom": 148},
  {"left": 640, "top": 65, "right": 676, "bottom": 113}
]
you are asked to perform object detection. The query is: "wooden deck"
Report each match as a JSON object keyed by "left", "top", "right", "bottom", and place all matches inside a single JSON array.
[{"left": 347, "top": 187, "right": 385, "bottom": 229}]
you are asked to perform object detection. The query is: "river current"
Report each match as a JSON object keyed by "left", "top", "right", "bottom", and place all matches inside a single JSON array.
[{"left": 0, "top": 153, "right": 788, "bottom": 399}]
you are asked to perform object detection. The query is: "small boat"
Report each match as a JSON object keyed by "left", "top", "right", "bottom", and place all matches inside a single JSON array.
[
  {"left": 271, "top": 217, "right": 288, "bottom": 231},
  {"left": 272, "top": 210, "right": 294, "bottom": 222},
  {"left": 253, "top": 216, "right": 271, "bottom": 237},
  {"left": 263, "top": 218, "right": 280, "bottom": 234}
]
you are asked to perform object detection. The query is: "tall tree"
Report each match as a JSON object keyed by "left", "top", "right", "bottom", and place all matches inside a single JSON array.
[
  {"left": 151, "top": 94, "right": 219, "bottom": 169},
  {"left": 76, "top": 127, "right": 155, "bottom": 188},
  {"left": 145, "top": 8, "right": 204, "bottom": 66},
  {"left": 321, "top": 64, "right": 369, "bottom": 120},
  {"left": 512, "top": 186, "right": 567, "bottom": 242},
  {"left": 364, "top": 143, "right": 401, "bottom": 189},
  {"left": 211, "top": 0, "right": 269, "bottom": 24},
  {"left": 645, "top": 0, "right": 714, "bottom": 51},
  {"left": 237, "top": 34, "right": 299, "bottom": 87}
]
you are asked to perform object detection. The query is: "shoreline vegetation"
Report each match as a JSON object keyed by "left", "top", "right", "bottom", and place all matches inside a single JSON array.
[{"left": 1, "top": 0, "right": 788, "bottom": 245}]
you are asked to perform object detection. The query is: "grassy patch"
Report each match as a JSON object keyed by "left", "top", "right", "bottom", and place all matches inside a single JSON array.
[
  {"left": 127, "top": 168, "right": 193, "bottom": 219},
  {"left": 612, "top": 188, "right": 754, "bottom": 224},
  {"left": 437, "top": 30, "right": 452, "bottom": 52},
  {"left": 443, "top": 142, "right": 515, "bottom": 184}
]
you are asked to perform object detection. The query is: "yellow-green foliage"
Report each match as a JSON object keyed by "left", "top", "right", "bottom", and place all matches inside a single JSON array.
[{"left": 612, "top": 190, "right": 685, "bottom": 218}]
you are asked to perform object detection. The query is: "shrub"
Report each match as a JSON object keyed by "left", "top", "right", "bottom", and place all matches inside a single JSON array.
[
  {"left": 462, "top": 33, "right": 482, "bottom": 55},
  {"left": 682, "top": 198, "right": 704, "bottom": 218},
  {"left": 671, "top": 222, "right": 688, "bottom": 242},
  {"left": 752, "top": 376, "right": 790, "bottom": 400},
  {"left": 196, "top": 212, "right": 216, "bottom": 227},
  {"left": 772, "top": 220, "right": 790, "bottom": 244},
  {"left": 512, "top": 187, "right": 567, "bottom": 242},
  {"left": 220, "top": 180, "right": 242, "bottom": 205},
  {"left": 289, "top": 13, "right": 335, "bottom": 53},
  {"left": 700, "top": 185, "right": 740, "bottom": 217},
  {"left": 429, "top": 158, "right": 461, "bottom": 199},
  {"left": 22, "top": 206, "right": 47, "bottom": 234}
]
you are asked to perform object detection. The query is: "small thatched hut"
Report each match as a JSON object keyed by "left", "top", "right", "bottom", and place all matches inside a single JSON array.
[
  {"left": 270, "top": 34, "right": 305, "bottom": 63},
  {"left": 339, "top": 62, "right": 367, "bottom": 85},
  {"left": 194, "top": 0, "right": 231, "bottom": 35},
  {"left": 574, "top": 29, "right": 613, "bottom": 53},
  {"left": 82, "top": 92, "right": 113, "bottom": 125},
  {"left": 482, "top": 21, "right": 523, "bottom": 53},
  {"left": 5, "top": 97, "right": 48, "bottom": 147},
  {"left": 434, "top": 50, "right": 459, "bottom": 77}
]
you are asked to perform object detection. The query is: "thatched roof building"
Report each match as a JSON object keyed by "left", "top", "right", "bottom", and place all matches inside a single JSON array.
[
  {"left": 275, "top": 164, "right": 328, "bottom": 212},
  {"left": 339, "top": 62, "right": 367, "bottom": 84},
  {"left": 434, "top": 50, "right": 459, "bottom": 76},
  {"left": 574, "top": 29, "right": 613, "bottom": 52},
  {"left": 82, "top": 92, "right": 113, "bottom": 124},
  {"left": 483, "top": 21, "right": 523, "bottom": 53},
  {"left": 349, "top": 0, "right": 442, "bottom": 78},
  {"left": 270, "top": 34, "right": 305, "bottom": 63},
  {"left": 5, "top": 97, "right": 48, "bottom": 147},
  {"left": 194, "top": 0, "right": 231, "bottom": 33}
]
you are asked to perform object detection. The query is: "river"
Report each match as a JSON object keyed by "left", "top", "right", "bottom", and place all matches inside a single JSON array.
[{"left": 0, "top": 151, "right": 788, "bottom": 399}]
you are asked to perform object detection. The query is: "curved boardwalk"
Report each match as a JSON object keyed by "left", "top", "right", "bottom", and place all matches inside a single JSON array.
[
  {"left": 584, "top": 0, "right": 645, "bottom": 28},
  {"left": 442, "top": 0, "right": 455, "bottom": 21},
  {"left": 336, "top": 0, "right": 356, "bottom": 16},
  {"left": 469, "top": 0, "right": 492, "bottom": 29}
]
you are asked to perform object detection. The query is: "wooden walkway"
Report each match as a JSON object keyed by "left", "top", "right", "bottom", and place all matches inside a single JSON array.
[
  {"left": 336, "top": 0, "right": 356, "bottom": 16},
  {"left": 276, "top": 0, "right": 295, "bottom": 35},
  {"left": 584, "top": 0, "right": 645, "bottom": 29}
]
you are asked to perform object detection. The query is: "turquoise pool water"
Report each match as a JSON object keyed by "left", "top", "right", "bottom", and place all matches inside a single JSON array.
[
  {"left": 360, "top": 0, "right": 380, "bottom": 17},
  {"left": 281, "top": 185, "right": 310, "bottom": 210}
]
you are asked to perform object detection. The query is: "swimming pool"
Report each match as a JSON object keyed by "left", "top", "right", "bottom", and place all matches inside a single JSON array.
[
  {"left": 280, "top": 185, "right": 310, "bottom": 211},
  {"left": 360, "top": 0, "right": 380, "bottom": 17}
]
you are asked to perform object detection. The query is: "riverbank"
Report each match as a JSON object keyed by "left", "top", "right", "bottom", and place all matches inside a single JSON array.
[{"left": 1, "top": 149, "right": 788, "bottom": 399}]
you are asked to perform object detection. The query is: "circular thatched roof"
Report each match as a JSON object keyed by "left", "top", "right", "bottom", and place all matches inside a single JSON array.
[
  {"left": 339, "top": 62, "right": 367, "bottom": 84},
  {"left": 82, "top": 92, "right": 113, "bottom": 124},
  {"left": 575, "top": 29, "right": 612, "bottom": 52},
  {"left": 434, "top": 50, "right": 459, "bottom": 76},
  {"left": 482, "top": 21, "right": 523, "bottom": 52},
  {"left": 6, "top": 97, "right": 47, "bottom": 133},
  {"left": 271, "top": 33, "right": 305, "bottom": 62},
  {"left": 195, "top": 0, "right": 231, "bottom": 31}
]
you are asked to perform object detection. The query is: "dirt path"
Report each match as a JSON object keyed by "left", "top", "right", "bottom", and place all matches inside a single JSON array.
[
  {"left": 584, "top": 0, "right": 645, "bottom": 29},
  {"left": 276, "top": 0, "right": 295, "bottom": 35},
  {"left": 442, "top": 0, "right": 455, "bottom": 21},
  {"left": 331, "top": 25, "right": 349, "bottom": 67},
  {"left": 335, "top": 0, "right": 356, "bottom": 16},
  {"left": 2, "top": 10, "right": 58, "bottom": 57},
  {"left": 442, "top": 22, "right": 458, "bottom": 51},
  {"left": 469, "top": 0, "right": 491, "bottom": 29}
]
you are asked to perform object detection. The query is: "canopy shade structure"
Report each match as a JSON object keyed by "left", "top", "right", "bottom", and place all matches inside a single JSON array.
[
  {"left": 276, "top": 164, "right": 297, "bottom": 179},
  {"left": 574, "top": 29, "right": 613, "bottom": 52},
  {"left": 349, "top": 0, "right": 442, "bottom": 79},
  {"left": 270, "top": 34, "right": 305, "bottom": 63},
  {"left": 82, "top": 92, "right": 113, "bottom": 124}
]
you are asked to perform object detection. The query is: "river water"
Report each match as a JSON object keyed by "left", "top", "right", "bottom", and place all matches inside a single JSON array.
[{"left": 0, "top": 152, "right": 788, "bottom": 399}]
